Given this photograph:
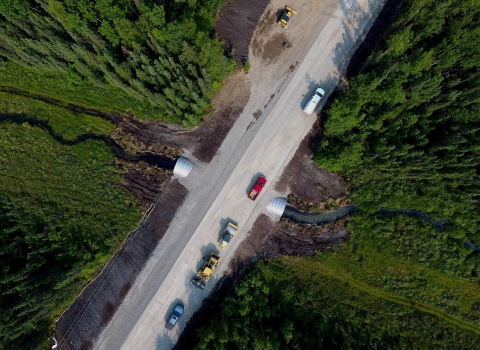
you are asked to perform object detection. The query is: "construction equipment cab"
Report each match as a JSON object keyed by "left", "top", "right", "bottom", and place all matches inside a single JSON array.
[
  {"left": 248, "top": 176, "right": 267, "bottom": 200},
  {"left": 191, "top": 252, "right": 220, "bottom": 289},
  {"left": 303, "top": 88, "right": 325, "bottom": 115},
  {"left": 219, "top": 222, "right": 239, "bottom": 249},
  {"left": 279, "top": 6, "right": 297, "bottom": 27}
]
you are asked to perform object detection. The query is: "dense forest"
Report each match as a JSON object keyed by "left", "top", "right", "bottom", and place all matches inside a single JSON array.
[
  {"left": 0, "top": 0, "right": 234, "bottom": 349},
  {"left": 0, "top": 0, "right": 234, "bottom": 124},
  {"left": 316, "top": 0, "right": 480, "bottom": 240},
  {"left": 184, "top": 0, "right": 480, "bottom": 348},
  {"left": 192, "top": 258, "right": 480, "bottom": 349}
]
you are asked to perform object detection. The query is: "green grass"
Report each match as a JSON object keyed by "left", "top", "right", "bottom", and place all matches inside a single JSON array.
[
  {"left": 0, "top": 61, "right": 162, "bottom": 120},
  {"left": 192, "top": 258, "right": 480, "bottom": 349},
  {"left": 0, "top": 121, "right": 141, "bottom": 348},
  {"left": 243, "top": 61, "right": 251, "bottom": 74},
  {"left": 290, "top": 255, "right": 480, "bottom": 334},
  {"left": 0, "top": 90, "right": 115, "bottom": 139}
]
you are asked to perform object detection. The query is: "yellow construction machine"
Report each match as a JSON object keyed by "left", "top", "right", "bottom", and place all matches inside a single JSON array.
[
  {"left": 219, "top": 222, "right": 239, "bottom": 249},
  {"left": 191, "top": 252, "right": 220, "bottom": 289},
  {"left": 279, "top": 6, "right": 297, "bottom": 28}
]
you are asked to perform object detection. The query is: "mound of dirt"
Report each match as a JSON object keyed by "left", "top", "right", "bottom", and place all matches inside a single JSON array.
[
  {"left": 235, "top": 214, "right": 350, "bottom": 263},
  {"left": 214, "top": 0, "right": 271, "bottom": 65},
  {"left": 192, "top": 70, "right": 250, "bottom": 162}
]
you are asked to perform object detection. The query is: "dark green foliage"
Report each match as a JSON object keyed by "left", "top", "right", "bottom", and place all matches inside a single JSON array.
[
  {"left": 316, "top": 0, "right": 480, "bottom": 240},
  {"left": 243, "top": 61, "right": 250, "bottom": 74},
  {"left": 192, "top": 259, "right": 480, "bottom": 349},
  {"left": 0, "top": 0, "right": 235, "bottom": 124},
  {"left": 0, "top": 121, "right": 141, "bottom": 348}
]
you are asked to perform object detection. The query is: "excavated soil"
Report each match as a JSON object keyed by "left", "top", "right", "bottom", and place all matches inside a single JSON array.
[
  {"left": 239, "top": 214, "right": 350, "bottom": 260},
  {"left": 192, "top": 70, "right": 250, "bottom": 162},
  {"left": 251, "top": 8, "right": 289, "bottom": 64},
  {"left": 117, "top": 70, "right": 250, "bottom": 163},
  {"left": 214, "top": 0, "right": 271, "bottom": 65},
  {"left": 274, "top": 113, "right": 350, "bottom": 212},
  {"left": 115, "top": 160, "right": 173, "bottom": 208}
]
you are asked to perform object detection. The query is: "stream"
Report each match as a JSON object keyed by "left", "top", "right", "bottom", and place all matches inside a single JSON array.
[
  {"left": 282, "top": 205, "right": 358, "bottom": 225},
  {"left": 378, "top": 208, "right": 450, "bottom": 229},
  {"left": 282, "top": 204, "right": 480, "bottom": 253},
  {"left": 0, "top": 114, "right": 176, "bottom": 169}
]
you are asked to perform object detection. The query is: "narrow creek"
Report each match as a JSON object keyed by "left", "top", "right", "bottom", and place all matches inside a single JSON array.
[
  {"left": 283, "top": 205, "right": 358, "bottom": 225},
  {"left": 378, "top": 208, "right": 450, "bottom": 229},
  {"left": 0, "top": 114, "right": 176, "bottom": 169},
  {"left": 282, "top": 204, "right": 480, "bottom": 253}
]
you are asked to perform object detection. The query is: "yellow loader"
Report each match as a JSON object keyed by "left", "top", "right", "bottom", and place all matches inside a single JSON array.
[{"left": 279, "top": 6, "right": 298, "bottom": 28}]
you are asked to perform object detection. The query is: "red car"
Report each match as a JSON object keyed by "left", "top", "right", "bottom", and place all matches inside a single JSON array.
[{"left": 248, "top": 176, "right": 267, "bottom": 200}]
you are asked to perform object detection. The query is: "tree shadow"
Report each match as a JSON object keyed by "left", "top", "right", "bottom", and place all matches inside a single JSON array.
[
  {"left": 155, "top": 333, "right": 173, "bottom": 350},
  {"left": 332, "top": 0, "right": 382, "bottom": 79}
]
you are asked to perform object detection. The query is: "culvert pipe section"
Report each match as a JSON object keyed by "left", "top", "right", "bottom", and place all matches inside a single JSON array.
[
  {"left": 267, "top": 197, "right": 288, "bottom": 219},
  {"left": 173, "top": 156, "right": 194, "bottom": 177}
]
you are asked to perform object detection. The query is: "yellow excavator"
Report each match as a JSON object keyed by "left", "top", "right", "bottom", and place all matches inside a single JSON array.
[
  {"left": 279, "top": 6, "right": 298, "bottom": 28},
  {"left": 191, "top": 252, "right": 220, "bottom": 289}
]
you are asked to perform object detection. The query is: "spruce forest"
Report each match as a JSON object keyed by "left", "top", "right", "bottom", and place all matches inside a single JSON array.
[
  {"left": 0, "top": 0, "right": 232, "bottom": 348},
  {"left": 0, "top": 0, "right": 234, "bottom": 125},
  {"left": 1, "top": 0, "right": 480, "bottom": 349},
  {"left": 185, "top": 0, "right": 480, "bottom": 348}
]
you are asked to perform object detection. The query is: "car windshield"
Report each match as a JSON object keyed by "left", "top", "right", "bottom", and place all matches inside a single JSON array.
[{"left": 257, "top": 181, "right": 264, "bottom": 187}]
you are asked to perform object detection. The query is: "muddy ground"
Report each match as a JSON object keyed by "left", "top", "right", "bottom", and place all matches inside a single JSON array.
[
  {"left": 214, "top": 0, "right": 271, "bottom": 65},
  {"left": 118, "top": 69, "right": 250, "bottom": 163}
]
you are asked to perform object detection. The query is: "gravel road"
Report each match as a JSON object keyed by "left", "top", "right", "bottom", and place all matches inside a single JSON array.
[{"left": 94, "top": 0, "right": 386, "bottom": 349}]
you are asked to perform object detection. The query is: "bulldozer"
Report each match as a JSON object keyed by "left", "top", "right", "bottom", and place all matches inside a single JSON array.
[
  {"left": 191, "top": 252, "right": 220, "bottom": 289},
  {"left": 279, "top": 6, "right": 297, "bottom": 28}
]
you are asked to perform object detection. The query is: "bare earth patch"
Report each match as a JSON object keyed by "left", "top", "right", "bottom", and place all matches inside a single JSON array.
[
  {"left": 116, "top": 70, "right": 250, "bottom": 163},
  {"left": 214, "top": 0, "right": 271, "bottom": 65},
  {"left": 192, "top": 70, "right": 250, "bottom": 162}
]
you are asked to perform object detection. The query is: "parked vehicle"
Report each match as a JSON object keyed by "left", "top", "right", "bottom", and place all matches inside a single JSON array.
[
  {"left": 303, "top": 88, "right": 325, "bottom": 115},
  {"left": 219, "top": 222, "right": 239, "bottom": 249},
  {"left": 248, "top": 176, "right": 267, "bottom": 200},
  {"left": 165, "top": 303, "right": 184, "bottom": 330}
]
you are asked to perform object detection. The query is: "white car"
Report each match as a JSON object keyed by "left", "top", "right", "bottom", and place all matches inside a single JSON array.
[{"left": 303, "top": 88, "right": 325, "bottom": 115}]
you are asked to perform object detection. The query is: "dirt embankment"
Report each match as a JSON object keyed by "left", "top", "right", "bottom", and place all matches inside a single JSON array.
[
  {"left": 117, "top": 69, "right": 250, "bottom": 163},
  {"left": 54, "top": 180, "right": 188, "bottom": 350},
  {"left": 214, "top": 0, "right": 271, "bottom": 65}
]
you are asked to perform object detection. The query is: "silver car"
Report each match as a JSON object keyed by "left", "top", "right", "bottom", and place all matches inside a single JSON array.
[{"left": 165, "top": 303, "right": 184, "bottom": 330}]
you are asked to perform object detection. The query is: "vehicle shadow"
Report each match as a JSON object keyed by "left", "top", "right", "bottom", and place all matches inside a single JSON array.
[
  {"left": 245, "top": 172, "right": 266, "bottom": 196},
  {"left": 299, "top": 73, "right": 338, "bottom": 114},
  {"left": 196, "top": 242, "right": 219, "bottom": 271},
  {"left": 155, "top": 333, "right": 173, "bottom": 350}
]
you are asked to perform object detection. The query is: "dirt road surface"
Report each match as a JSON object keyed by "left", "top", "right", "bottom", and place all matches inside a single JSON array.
[{"left": 94, "top": 0, "right": 386, "bottom": 349}]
